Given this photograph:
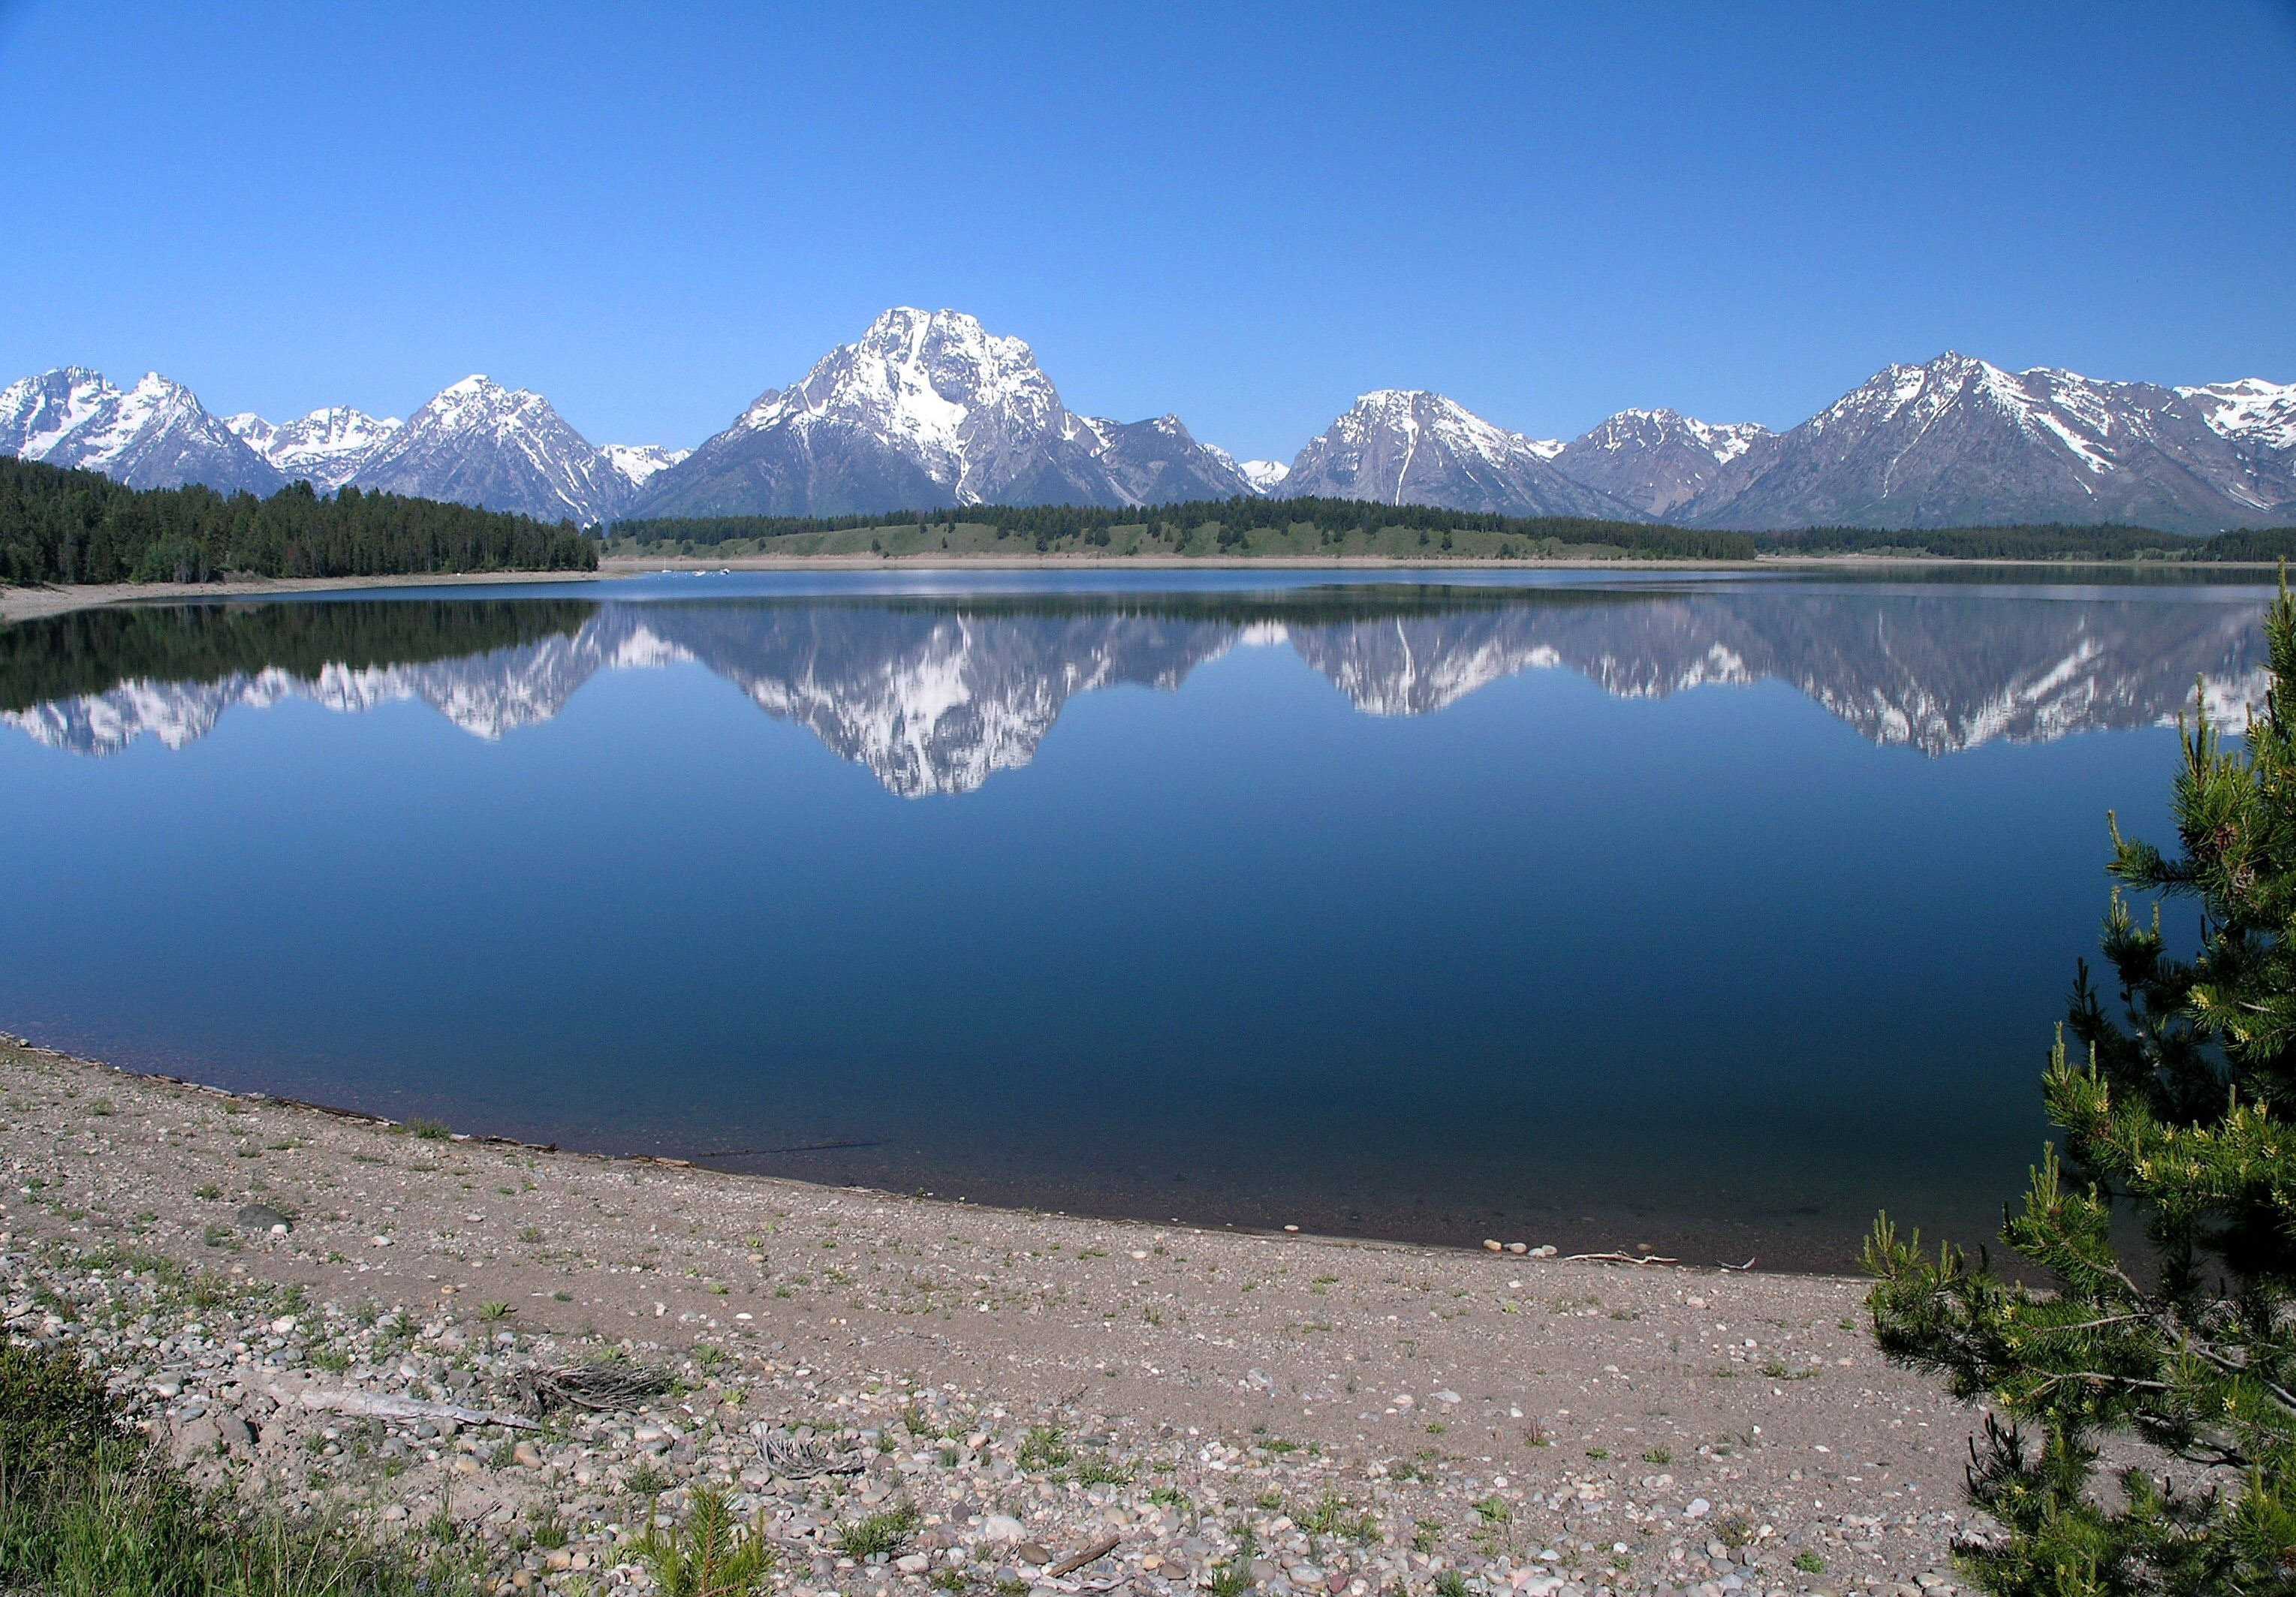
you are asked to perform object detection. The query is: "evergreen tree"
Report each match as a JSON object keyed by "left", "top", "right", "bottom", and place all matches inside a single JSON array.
[{"left": 1867, "top": 586, "right": 2296, "bottom": 1594}]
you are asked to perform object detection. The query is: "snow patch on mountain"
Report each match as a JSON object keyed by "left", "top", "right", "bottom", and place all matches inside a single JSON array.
[
  {"left": 600, "top": 444, "right": 690, "bottom": 488},
  {"left": 2180, "top": 379, "right": 2296, "bottom": 455}
]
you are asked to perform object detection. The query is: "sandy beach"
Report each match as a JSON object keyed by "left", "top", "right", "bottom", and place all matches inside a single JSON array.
[{"left": 2, "top": 1034, "right": 1990, "bottom": 1597}]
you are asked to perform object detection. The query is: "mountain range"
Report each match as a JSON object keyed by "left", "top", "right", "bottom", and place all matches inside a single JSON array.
[
  {"left": 0, "top": 367, "right": 686, "bottom": 525},
  {"left": 5, "top": 310, "right": 2291, "bottom": 534},
  {"left": 5, "top": 589, "right": 2269, "bottom": 793}
]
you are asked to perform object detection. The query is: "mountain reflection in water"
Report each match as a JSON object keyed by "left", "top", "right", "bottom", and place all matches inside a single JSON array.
[{"left": 2, "top": 584, "right": 2271, "bottom": 793}]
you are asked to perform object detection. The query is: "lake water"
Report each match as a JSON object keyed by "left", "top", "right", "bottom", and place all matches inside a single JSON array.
[{"left": 0, "top": 568, "right": 2271, "bottom": 1269}]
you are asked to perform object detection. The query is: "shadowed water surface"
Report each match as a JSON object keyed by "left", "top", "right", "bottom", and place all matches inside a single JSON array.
[{"left": 0, "top": 568, "right": 2271, "bottom": 1267}]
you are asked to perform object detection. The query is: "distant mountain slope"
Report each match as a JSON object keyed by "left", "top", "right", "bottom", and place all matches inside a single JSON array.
[
  {"left": 1279, "top": 390, "right": 1635, "bottom": 520},
  {"left": 0, "top": 368, "right": 284, "bottom": 496},
  {"left": 1547, "top": 356, "right": 2296, "bottom": 535},
  {"left": 1551, "top": 408, "right": 1776, "bottom": 520},
  {"left": 629, "top": 308, "right": 1254, "bottom": 517},
  {"left": 348, "top": 375, "right": 637, "bottom": 525},
  {"left": 227, "top": 405, "right": 400, "bottom": 491}
]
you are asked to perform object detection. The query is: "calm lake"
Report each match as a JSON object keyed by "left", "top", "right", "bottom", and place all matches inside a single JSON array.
[{"left": 0, "top": 568, "right": 2271, "bottom": 1269}]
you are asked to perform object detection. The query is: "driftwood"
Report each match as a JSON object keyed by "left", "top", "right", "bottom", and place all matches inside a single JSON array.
[
  {"left": 756, "top": 1433, "right": 866, "bottom": 1478},
  {"left": 511, "top": 1360, "right": 675, "bottom": 1415},
  {"left": 264, "top": 1384, "right": 538, "bottom": 1430},
  {"left": 1047, "top": 1535, "right": 1122, "bottom": 1577}
]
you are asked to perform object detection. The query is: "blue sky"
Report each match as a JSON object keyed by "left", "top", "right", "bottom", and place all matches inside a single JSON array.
[{"left": 2, "top": 2, "right": 2291, "bottom": 460}]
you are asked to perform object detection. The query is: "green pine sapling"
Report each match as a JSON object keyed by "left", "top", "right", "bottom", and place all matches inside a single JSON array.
[{"left": 1866, "top": 582, "right": 2296, "bottom": 1595}]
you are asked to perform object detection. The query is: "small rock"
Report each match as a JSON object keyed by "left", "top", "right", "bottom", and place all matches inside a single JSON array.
[
  {"left": 979, "top": 1515, "right": 1027, "bottom": 1544},
  {"left": 896, "top": 1554, "right": 931, "bottom": 1574},
  {"left": 235, "top": 1204, "right": 289, "bottom": 1233},
  {"left": 1482, "top": 1240, "right": 1503, "bottom": 1252},
  {"left": 1015, "top": 1542, "right": 1050, "bottom": 1567},
  {"left": 1686, "top": 1499, "right": 1711, "bottom": 1518}
]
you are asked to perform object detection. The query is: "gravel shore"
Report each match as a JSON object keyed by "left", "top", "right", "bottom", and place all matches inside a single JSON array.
[{"left": 2, "top": 1035, "right": 1983, "bottom": 1597}]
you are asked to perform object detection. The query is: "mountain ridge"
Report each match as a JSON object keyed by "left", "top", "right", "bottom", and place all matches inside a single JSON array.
[{"left": 6, "top": 321, "right": 2290, "bottom": 533}]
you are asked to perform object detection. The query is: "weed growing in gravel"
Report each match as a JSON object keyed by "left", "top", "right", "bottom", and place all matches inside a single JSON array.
[
  {"left": 1017, "top": 1425, "right": 1071, "bottom": 1473},
  {"left": 1792, "top": 1550, "right": 1825, "bottom": 1574},
  {"left": 1299, "top": 1491, "right": 1379, "bottom": 1544},
  {"left": 1412, "top": 1521, "right": 1442, "bottom": 1554},
  {"left": 1146, "top": 1485, "right": 1191, "bottom": 1511},
  {"left": 1641, "top": 1447, "right": 1671, "bottom": 1465},
  {"left": 1472, "top": 1495, "right": 1510, "bottom": 1525},
  {"left": 409, "top": 1119, "right": 450, "bottom": 1140},
  {"left": 626, "top": 1464, "right": 673, "bottom": 1497},
  {"left": 835, "top": 1502, "right": 917, "bottom": 1561},
  {"left": 1434, "top": 1571, "right": 1470, "bottom": 1597},
  {"left": 1205, "top": 1561, "right": 1252, "bottom": 1597}
]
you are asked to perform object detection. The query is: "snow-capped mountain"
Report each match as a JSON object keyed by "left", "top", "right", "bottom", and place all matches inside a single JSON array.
[
  {"left": 348, "top": 375, "right": 642, "bottom": 525},
  {"left": 1550, "top": 408, "right": 1777, "bottom": 520},
  {"left": 1609, "top": 354, "right": 2296, "bottom": 535},
  {"left": 1240, "top": 460, "right": 1290, "bottom": 494},
  {"left": 628, "top": 309, "right": 1254, "bottom": 518},
  {"left": 0, "top": 368, "right": 284, "bottom": 495},
  {"left": 226, "top": 405, "right": 401, "bottom": 491},
  {"left": 1278, "top": 390, "right": 1634, "bottom": 519}
]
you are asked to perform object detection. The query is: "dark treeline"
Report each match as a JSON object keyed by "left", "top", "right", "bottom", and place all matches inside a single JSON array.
[
  {"left": 2188, "top": 526, "right": 2296, "bottom": 562},
  {"left": 1758, "top": 523, "right": 2246, "bottom": 560},
  {"left": 613, "top": 498, "right": 2296, "bottom": 563},
  {"left": 0, "top": 457, "right": 598, "bottom": 586},
  {"left": 0, "top": 598, "right": 596, "bottom": 713},
  {"left": 613, "top": 497, "right": 1762, "bottom": 560}
]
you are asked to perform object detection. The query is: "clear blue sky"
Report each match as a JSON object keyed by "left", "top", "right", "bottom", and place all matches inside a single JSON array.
[{"left": 2, "top": 2, "right": 2291, "bottom": 460}]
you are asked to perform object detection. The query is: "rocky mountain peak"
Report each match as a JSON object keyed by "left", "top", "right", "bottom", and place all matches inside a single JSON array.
[
  {"left": 1280, "top": 389, "right": 1624, "bottom": 519},
  {"left": 0, "top": 365, "right": 282, "bottom": 496},
  {"left": 227, "top": 405, "right": 401, "bottom": 490}
]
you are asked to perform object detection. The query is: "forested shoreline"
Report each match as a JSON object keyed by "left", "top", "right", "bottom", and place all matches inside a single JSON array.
[
  {"left": 0, "top": 457, "right": 598, "bottom": 586},
  {"left": 611, "top": 499, "right": 2296, "bottom": 563},
  {"left": 7, "top": 451, "right": 2294, "bottom": 589}
]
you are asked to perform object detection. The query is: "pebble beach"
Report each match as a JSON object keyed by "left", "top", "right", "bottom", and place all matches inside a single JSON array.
[{"left": 2, "top": 1034, "right": 1987, "bottom": 1597}]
